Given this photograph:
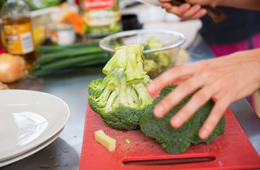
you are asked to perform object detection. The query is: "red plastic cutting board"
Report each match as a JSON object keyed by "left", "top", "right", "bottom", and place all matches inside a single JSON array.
[{"left": 80, "top": 96, "right": 260, "bottom": 170}]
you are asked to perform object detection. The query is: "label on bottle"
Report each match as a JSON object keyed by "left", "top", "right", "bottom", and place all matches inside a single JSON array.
[
  {"left": 3, "top": 22, "right": 34, "bottom": 55},
  {"left": 81, "top": 0, "right": 122, "bottom": 38},
  {"left": 82, "top": 0, "right": 116, "bottom": 9}
]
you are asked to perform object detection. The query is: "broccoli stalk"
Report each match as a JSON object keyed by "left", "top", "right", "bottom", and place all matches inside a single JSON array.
[
  {"left": 134, "top": 82, "right": 153, "bottom": 104},
  {"left": 102, "top": 47, "right": 127, "bottom": 75},
  {"left": 88, "top": 45, "right": 153, "bottom": 130}
]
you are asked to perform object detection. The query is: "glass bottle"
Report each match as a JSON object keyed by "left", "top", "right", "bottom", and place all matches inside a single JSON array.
[
  {"left": 81, "top": 0, "right": 122, "bottom": 38},
  {"left": 1, "top": 0, "right": 36, "bottom": 69}
]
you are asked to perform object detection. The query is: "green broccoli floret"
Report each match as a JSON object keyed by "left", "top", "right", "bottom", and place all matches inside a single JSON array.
[
  {"left": 147, "top": 36, "right": 163, "bottom": 49},
  {"left": 88, "top": 45, "right": 153, "bottom": 130},
  {"left": 144, "top": 59, "right": 158, "bottom": 76},
  {"left": 155, "top": 53, "right": 171, "bottom": 73},
  {"left": 143, "top": 37, "right": 172, "bottom": 77},
  {"left": 88, "top": 78, "right": 105, "bottom": 97},
  {"left": 140, "top": 84, "right": 226, "bottom": 154}
]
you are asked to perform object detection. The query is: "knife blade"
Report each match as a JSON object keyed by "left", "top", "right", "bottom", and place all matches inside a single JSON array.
[{"left": 136, "top": 0, "right": 227, "bottom": 23}]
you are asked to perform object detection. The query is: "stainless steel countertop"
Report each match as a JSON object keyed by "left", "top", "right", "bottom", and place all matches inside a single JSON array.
[{"left": 1, "top": 33, "right": 260, "bottom": 170}]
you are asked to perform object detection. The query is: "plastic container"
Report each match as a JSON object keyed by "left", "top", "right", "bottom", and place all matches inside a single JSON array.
[{"left": 49, "top": 23, "right": 75, "bottom": 45}]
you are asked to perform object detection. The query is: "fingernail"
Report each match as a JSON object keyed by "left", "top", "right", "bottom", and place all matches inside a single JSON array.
[
  {"left": 200, "top": 129, "right": 208, "bottom": 139},
  {"left": 147, "top": 83, "right": 155, "bottom": 92},
  {"left": 200, "top": 9, "right": 207, "bottom": 15},
  {"left": 154, "top": 105, "right": 164, "bottom": 117},
  {"left": 183, "top": 5, "right": 189, "bottom": 11},
  {"left": 161, "top": 3, "right": 168, "bottom": 9},
  {"left": 171, "top": 116, "right": 181, "bottom": 127},
  {"left": 194, "top": 6, "right": 201, "bottom": 12}
]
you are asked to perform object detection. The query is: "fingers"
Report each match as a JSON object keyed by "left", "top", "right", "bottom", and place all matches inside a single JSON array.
[
  {"left": 170, "top": 85, "right": 214, "bottom": 128},
  {"left": 147, "top": 64, "right": 196, "bottom": 94},
  {"left": 161, "top": 3, "right": 207, "bottom": 20},
  {"left": 181, "top": 5, "right": 201, "bottom": 19},
  {"left": 163, "top": 3, "right": 191, "bottom": 16},
  {"left": 199, "top": 96, "right": 230, "bottom": 139},
  {"left": 153, "top": 74, "right": 208, "bottom": 118},
  {"left": 190, "top": 8, "right": 207, "bottom": 19}
]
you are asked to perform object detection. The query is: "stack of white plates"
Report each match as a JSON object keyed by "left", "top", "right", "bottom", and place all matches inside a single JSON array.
[{"left": 0, "top": 90, "right": 70, "bottom": 167}]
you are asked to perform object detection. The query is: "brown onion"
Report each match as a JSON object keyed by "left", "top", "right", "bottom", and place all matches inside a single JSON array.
[{"left": 0, "top": 53, "right": 26, "bottom": 83}]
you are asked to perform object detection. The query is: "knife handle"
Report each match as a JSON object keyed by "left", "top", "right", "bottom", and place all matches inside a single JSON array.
[{"left": 169, "top": 0, "right": 227, "bottom": 23}]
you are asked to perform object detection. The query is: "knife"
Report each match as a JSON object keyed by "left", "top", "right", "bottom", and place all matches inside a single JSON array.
[{"left": 136, "top": 0, "right": 227, "bottom": 23}]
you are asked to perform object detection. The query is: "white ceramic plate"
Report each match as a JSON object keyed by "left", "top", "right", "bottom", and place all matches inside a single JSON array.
[
  {"left": 0, "top": 127, "right": 64, "bottom": 167},
  {"left": 0, "top": 90, "right": 70, "bottom": 162}
]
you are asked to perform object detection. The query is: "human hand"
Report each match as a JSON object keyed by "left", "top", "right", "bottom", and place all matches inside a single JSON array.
[
  {"left": 159, "top": 0, "right": 220, "bottom": 20},
  {"left": 147, "top": 49, "right": 260, "bottom": 139}
]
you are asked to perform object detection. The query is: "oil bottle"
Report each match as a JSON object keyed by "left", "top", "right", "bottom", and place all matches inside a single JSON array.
[{"left": 1, "top": 0, "right": 36, "bottom": 69}]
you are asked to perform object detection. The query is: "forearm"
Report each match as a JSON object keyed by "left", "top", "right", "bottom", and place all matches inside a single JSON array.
[{"left": 217, "top": 0, "right": 260, "bottom": 10}]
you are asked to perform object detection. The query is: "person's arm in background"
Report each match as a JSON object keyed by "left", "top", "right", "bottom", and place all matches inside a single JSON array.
[
  {"left": 160, "top": 0, "right": 260, "bottom": 20},
  {"left": 147, "top": 48, "right": 260, "bottom": 140}
]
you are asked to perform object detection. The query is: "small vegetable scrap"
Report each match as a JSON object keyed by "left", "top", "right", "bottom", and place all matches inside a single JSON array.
[
  {"left": 48, "top": 156, "right": 55, "bottom": 160},
  {"left": 62, "top": 149, "right": 68, "bottom": 153},
  {"left": 95, "top": 129, "right": 116, "bottom": 152},
  {"left": 126, "top": 147, "right": 130, "bottom": 151},
  {"left": 140, "top": 84, "right": 226, "bottom": 154},
  {"left": 124, "top": 139, "right": 131, "bottom": 144},
  {"left": 39, "top": 165, "right": 49, "bottom": 169},
  {"left": 54, "top": 163, "right": 60, "bottom": 167},
  {"left": 88, "top": 45, "right": 153, "bottom": 130}
]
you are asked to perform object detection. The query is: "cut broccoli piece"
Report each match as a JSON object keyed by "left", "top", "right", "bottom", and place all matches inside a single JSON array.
[
  {"left": 155, "top": 53, "right": 171, "bottom": 73},
  {"left": 147, "top": 36, "right": 163, "bottom": 49},
  {"left": 143, "top": 37, "right": 172, "bottom": 77},
  {"left": 140, "top": 84, "right": 226, "bottom": 154},
  {"left": 88, "top": 45, "right": 153, "bottom": 130},
  {"left": 144, "top": 59, "right": 158, "bottom": 76}
]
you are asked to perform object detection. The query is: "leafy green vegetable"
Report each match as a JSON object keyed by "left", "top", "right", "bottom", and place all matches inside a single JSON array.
[
  {"left": 140, "top": 84, "right": 226, "bottom": 154},
  {"left": 88, "top": 45, "right": 153, "bottom": 130}
]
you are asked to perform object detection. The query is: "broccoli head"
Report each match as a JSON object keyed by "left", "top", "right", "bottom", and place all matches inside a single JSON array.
[
  {"left": 140, "top": 84, "right": 226, "bottom": 154},
  {"left": 88, "top": 45, "right": 153, "bottom": 130}
]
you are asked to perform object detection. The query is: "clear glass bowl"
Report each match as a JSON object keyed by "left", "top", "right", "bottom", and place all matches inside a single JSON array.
[{"left": 99, "top": 29, "right": 186, "bottom": 78}]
